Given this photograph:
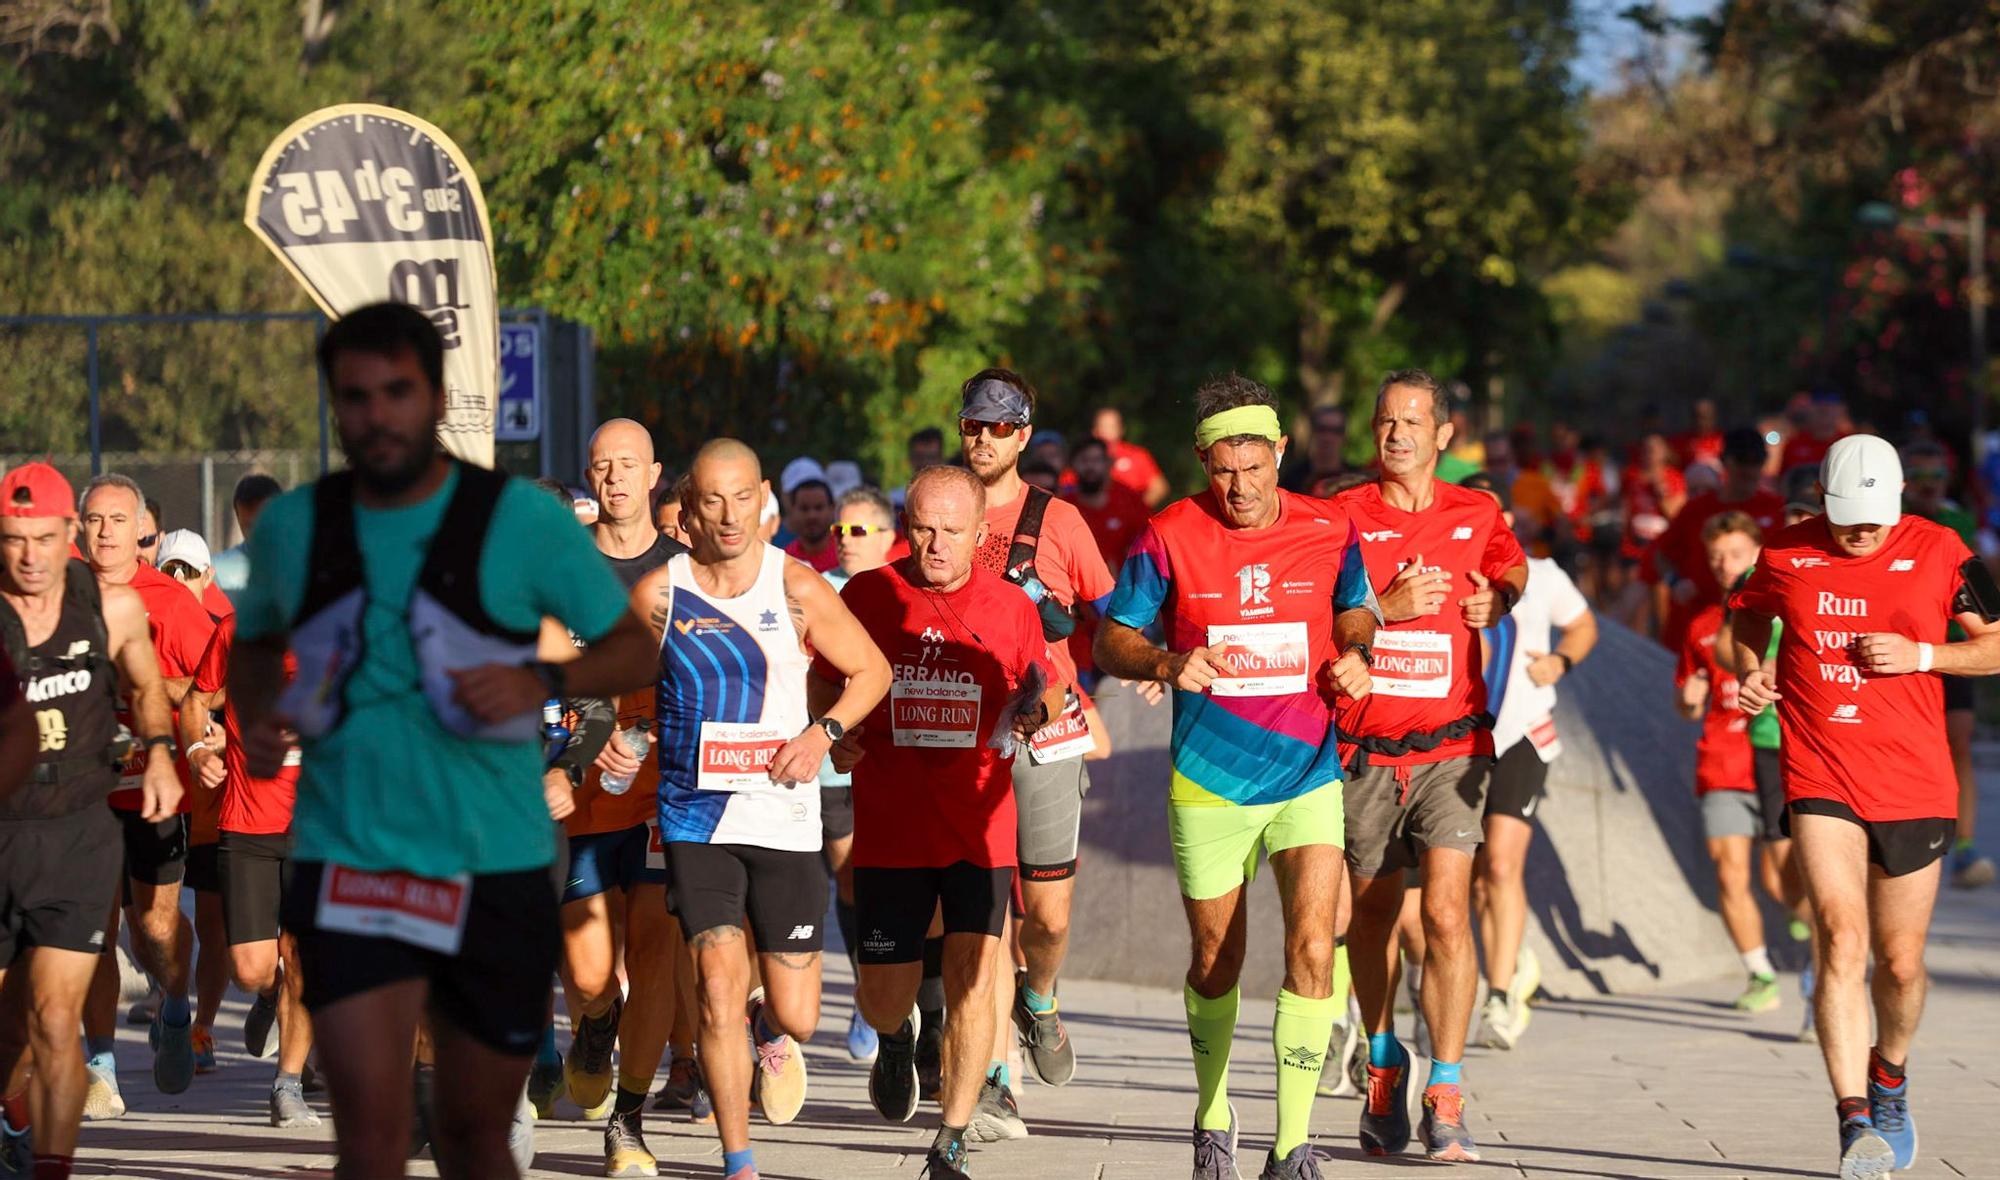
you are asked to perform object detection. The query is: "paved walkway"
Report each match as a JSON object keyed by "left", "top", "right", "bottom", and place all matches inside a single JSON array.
[{"left": 70, "top": 768, "right": 2000, "bottom": 1179}]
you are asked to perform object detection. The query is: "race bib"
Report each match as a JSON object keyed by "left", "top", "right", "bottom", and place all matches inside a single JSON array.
[
  {"left": 696, "top": 722, "right": 789, "bottom": 792},
  {"left": 315, "top": 865, "right": 471, "bottom": 955},
  {"left": 1372, "top": 630, "right": 1452, "bottom": 699},
  {"left": 1525, "top": 713, "right": 1564, "bottom": 764},
  {"left": 644, "top": 819, "right": 666, "bottom": 871},
  {"left": 1028, "top": 691, "right": 1093, "bottom": 765},
  {"left": 890, "top": 676, "right": 981, "bottom": 748},
  {"left": 1205, "top": 622, "right": 1309, "bottom": 697}
]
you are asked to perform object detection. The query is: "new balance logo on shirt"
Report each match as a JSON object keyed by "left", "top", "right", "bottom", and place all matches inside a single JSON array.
[
  {"left": 1889, "top": 559, "right": 1915, "bottom": 572},
  {"left": 1452, "top": 526, "right": 1474, "bottom": 540}
]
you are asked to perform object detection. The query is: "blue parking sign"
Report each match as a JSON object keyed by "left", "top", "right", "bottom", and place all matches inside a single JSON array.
[{"left": 497, "top": 322, "right": 541, "bottom": 441}]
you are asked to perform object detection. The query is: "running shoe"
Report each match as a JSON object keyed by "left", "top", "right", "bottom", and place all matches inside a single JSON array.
[
  {"left": 1317, "top": 1022, "right": 1362, "bottom": 1098},
  {"left": 921, "top": 1137, "right": 972, "bottom": 1178},
  {"left": 1511, "top": 944, "right": 1543, "bottom": 1008},
  {"left": 847, "top": 1009, "right": 880, "bottom": 1063},
  {"left": 1358, "top": 1054, "right": 1411, "bottom": 1156},
  {"left": 269, "top": 1079, "right": 321, "bottom": 1128},
  {"left": 1257, "top": 1143, "right": 1329, "bottom": 1179},
  {"left": 1798, "top": 968, "right": 1818, "bottom": 1043},
  {"left": 869, "top": 1007, "right": 921, "bottom": 1123},
  {"left": 410, "top": 1064, "right": 434, "bottom": 1159},
  {"left": 126, "top": 988, "right": 159, "bottom": 1026},
  {"left": 751, "top": 997, "right": 808, "bottom": 1125},
  {"left": 244, "top": 989, "right": 280, "bottom": 1059},
  {"left": 0, "top": 1118, "right": 30, "bottom": 1178},
  {"left": 916, "top": 1010, "right": 945, "bottom": 1102},
  {"left": 1951, "top": 844, "right": 1997, "bottom": 889},
  {"left": 1191, "top": 1101, "right": 1242, "bottom": 1180},
  {"left": 150, "top": 1004, "right": 195, "bottom": 1095},
  {"left": 652, "top": 1055, "right": 713, "bottom": 1122},
  {"left": 1012, "top": 978, "right": 1077, "bottom": 1086},
  {"left": 508, "top": 1089, "right": 536, "bottom": 1174},
  {"left": 1838, "top": 1116, "right": 1894, "bottom": 1180},
  {"left": 1478, "top": 992, "right": 1521, "bottom": 1051},
  {"left": 1868, "top": 1073, "right": 1917, "bottom": 1169},
  {"left": 604, "top": 1104, "right": 657, "bottom": 1177},
  {"left": 193, "top": 1026, "right": 217, "bottom": 1074},
  {"left": 1419, "top": 1083, "right": 1481, "bottom": 1162},
  {"left": 965, "top": 1075, "right": 1028, "bottom": 1143},
  {"left": 566, "top": 995, "right": 622, "bottom": 1115},
  {"left": 724, "top": 1167, "right": 759, "bottom": 1180},
  {"left": 1733, "top": 973, "right": 1781, "bottom": 1014},
  {"left": 528, "top": 1054, "right": 566, "bottom": 1119},
  {"left": 82, "top": 1057, "right": 124, "bottom": 1121},
  {"left": 1343, "top": 998, "right": 1368, "bottom": 1095},
  {"left": 1788, "top": 917, "right": 1812, "bottom": 943}
]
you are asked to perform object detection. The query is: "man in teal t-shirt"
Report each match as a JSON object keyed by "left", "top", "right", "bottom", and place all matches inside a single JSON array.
[{"left": 231, "top": 303, "right": 656, "bottom": 1178}]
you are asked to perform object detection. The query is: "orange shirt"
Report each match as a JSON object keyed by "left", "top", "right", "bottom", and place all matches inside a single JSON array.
[{"left": 974, "top": 485, "right": 1116, "bottom": 689}]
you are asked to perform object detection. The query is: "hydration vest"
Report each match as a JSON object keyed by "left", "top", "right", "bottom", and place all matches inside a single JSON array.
[
  {"left": 1001, "top": 485, "right": 1079, "bottom": 642},
  {"left": 0, "top": 559, "right": 126, "bottom": 815},
  {"left": 280, "top": 462, "right": 541, "bottom": 744}
]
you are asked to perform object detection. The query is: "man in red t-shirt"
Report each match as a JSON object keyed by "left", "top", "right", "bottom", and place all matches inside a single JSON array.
[
  {"left": 1092, "top": 406, "right": 1170, "bottom": 507},
  {"left": 1675, "top": 512, "right": 1781, "bottom": 1014},
  {"left": 78, "top": 473, "right": 215, "bottom": 1107},
  {"left": 182, "top": 616, "right": 319, "bottom": 1127},
  {"left": 1333, "top": 369, "right": 1527, "bottom": 1163},
  {"left": 824, "top": 466, "right": 1062, "bottom": 1177},
  {"left": 1061, "top": 437, "right": 1149, "bottom": 571},
  {"left": 1730, "top": 435, "right": 2000, "bottom": 1174},
  {"left": 1648, "top": 427, "right": 1783, "bottom": 654},
  {"left": 1671, "top": 397, "right": 1726, "bottom": 472}
]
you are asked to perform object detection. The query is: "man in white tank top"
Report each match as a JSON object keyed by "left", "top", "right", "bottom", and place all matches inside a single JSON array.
[{"left": 631, "top": 439, "right": 889, "bottom": 1180}]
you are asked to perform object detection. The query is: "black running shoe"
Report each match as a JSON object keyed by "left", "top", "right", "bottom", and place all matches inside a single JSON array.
[
  {"left": 915, "top": 1009, "right": 945, "bottom": 1102},
  {"left": 869, "top": 1008, "right": 921, "bottom": 1123}
]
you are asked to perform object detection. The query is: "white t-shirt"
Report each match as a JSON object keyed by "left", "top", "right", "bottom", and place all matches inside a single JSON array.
[{"left": 1486, "top": 557, "right": 1590, "bottom": 758}]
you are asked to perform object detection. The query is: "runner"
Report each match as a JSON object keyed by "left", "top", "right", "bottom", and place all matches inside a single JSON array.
[
  {"left": 232, "top": 302, "right": 658, "bottom": 1179},
  {"left": 1729, "top": 434, "right": 1999, "bottom": 1178},
  {"left": 1094, "top": 374, "right": 1379, "bottom": 1180},
  {"left": 180, "top": 612, "right": 320, "bottom": 1127},
  {"left": 835, "top": 464, "right": 1067, "bottom": 1178},
  {"left": 1332, "top": 369, "right": 1527, "bottom": 1163},
  {"left": 0, "top": 461, "right": 181, "bottom": 1180},
  {"left": 77, "top": 472, "right": 216, "bottom": 1110},
  {"left": 823, "top": 485, "right": 901, "bottom": 1064},
  {"left": 211, "top": 474, "right": 283, "bottom": 596},
  {"left": 1461, "top": 472, "right": 1596, "bottom": 1050},
  {"left": 1675, "top": 512, "right": 1783, "bottom": 1013},
  {"left": 782, "top": 478, "right": 839, "bottom": 575},
  {"left": 958, "top": 368, "right": 1118, "bottom": 1134},
  {"left": 545, "top": 417, "right": 693, "bottom": 1177},
  {"left": 1648, "top": 428, "right": 1784, "bottom": 656},
  {"left": 1062, "top": 436, "right": 1149, "bottom": 575},
  {"left": 1091, "top": 407, "right": 1170, "bottom": 507},
  {"left": 643, "top": 438, "right": 889, "bottom": 1180}
]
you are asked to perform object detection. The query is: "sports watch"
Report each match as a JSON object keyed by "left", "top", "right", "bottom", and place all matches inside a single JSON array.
[{"left": 815, "top": 716, "right": 845, "bottom": 742}]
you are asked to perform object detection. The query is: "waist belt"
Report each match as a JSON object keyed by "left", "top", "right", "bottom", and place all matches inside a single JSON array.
[
  {"left": 30, "top": 752, "right": 121, "bottom": 785},
  {"left": 1345, "top": 712, "right": 1493, "bottom": 773}
]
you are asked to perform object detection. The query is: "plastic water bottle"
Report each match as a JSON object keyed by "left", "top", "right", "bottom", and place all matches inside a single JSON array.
[
  {"left": 599, "top": 726, "right": 651, "bottom": 796},
  {"left": 540, "top": 700, "right": 570, "bottom": 768}
]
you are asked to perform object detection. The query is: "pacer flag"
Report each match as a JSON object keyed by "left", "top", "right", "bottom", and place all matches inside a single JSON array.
[{"left": 244, "top": 104, "right": 498, "bottom": 466}]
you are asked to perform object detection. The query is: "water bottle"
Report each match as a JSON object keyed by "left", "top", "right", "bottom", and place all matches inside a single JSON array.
[
  {"left": 599, "top": 726, "right": 651, "bottom": 796},
  {"left": 541, "top": 700, "right": 570, "bottom": 768}
]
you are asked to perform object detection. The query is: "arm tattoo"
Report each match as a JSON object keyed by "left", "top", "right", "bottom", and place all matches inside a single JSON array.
[{"left": 649, "top": 583, "right": 672, "bottom": 634}]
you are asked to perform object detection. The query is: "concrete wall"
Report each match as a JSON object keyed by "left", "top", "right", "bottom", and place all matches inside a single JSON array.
[{"left": 1067, "top": 620, "right": 1785, "bottom": 999}]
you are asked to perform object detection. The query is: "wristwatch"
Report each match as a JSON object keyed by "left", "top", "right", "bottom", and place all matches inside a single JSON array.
[
  {"left": 1347, "top": 642, "right": 1374, "bottom": 668},
  {"left": 142, "top": 734, "right": 175, "bottom": 754},
  {"left": 526, "top": 660, "right": 567, "bottom": 699},
  {"left": 814, "top": 716, "right": 845, "bottom": 742}
]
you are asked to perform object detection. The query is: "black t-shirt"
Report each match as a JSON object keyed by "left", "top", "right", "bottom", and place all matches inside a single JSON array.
[{"left": 604, "top": 531, "right": 688, "bottom": 590}]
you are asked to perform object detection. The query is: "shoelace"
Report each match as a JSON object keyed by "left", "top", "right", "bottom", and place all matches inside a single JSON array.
[
  {"left": 1192, "top": 1128, "right": 1230, "bottom": 1169},
  {"left": 1025, "top": 1011, "right": 1065, "bottom": 1049},
  {"left": 1276, "top": 1146, "right": 1333, "bottom": 1179},
  {"left": 757, "top": 1036, "right": 792, "bottom": 1078},
  {"left": 1365, "top": 1067, "right": 1399, "bottom": 1116},
  {"left": 1426, "top": 1087, "right": 1466, "bottom": 1125},
  {"left": 1872, "top": 1093, "right": 1908, "bottom": 1133}
]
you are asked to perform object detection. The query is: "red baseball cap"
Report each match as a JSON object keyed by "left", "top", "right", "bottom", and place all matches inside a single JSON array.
[{"left": 0, "top": 463, "right": 78, "bottom": 519}]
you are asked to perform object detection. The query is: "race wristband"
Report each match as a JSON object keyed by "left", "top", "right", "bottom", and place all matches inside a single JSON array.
[
  {"left": 185, "top": 740, "right": 210, "bottom": 757},
  {"left": 1918, "top": 642, "right": 1934, "bottom": 673}
]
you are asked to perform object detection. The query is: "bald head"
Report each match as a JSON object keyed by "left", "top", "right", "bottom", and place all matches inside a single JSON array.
[
  {"left": 590, "top": 418, "right": 656, "bottom": 465},
  {"left": 683, "top": 438, "right": 765, "bottom": 561},
  {"left": 585, "top": 417, "right": 662, "bottom": 526},
  {"left": 905, "top": 465, "right": 986, "bottom": 590},
  {"left": 907, "top": 464, "right": 986, "bottom": 518}
]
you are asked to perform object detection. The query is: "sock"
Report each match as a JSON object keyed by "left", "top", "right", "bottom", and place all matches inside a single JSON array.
[
  {"left": 274, "top": 1071, "right": 303, "bottom": 1091},
  {"left": 918, "top": 937, "right": 946, "bottom": 1014},
  {"left": 1184, "top": 984, "right": 1239, "bottom": 1133},
  {"left": 722, "top": 1148, "right": 754, "bottom": 1176},
  {"left": 614, "top": 1085, "right": 647, "bottom": 1115},
  {"left": 86, "top": 1049, "right": 115, "bottom": 1075},
  {"left": 1368, "top": 1031, "right": 1407, "bottom": 1069},
  {"left": 1741, "top": 946, "right": 1774, "bottom": 978},
  {"left": 2, "top": 1091, "right": 26, "bottom": 1131},
  {"left": 753, "top": 1011, "right": 777, "bottom": 1044},
  {"left": 986, "top": 1061, "right": 1011, "bottom": 1090},
  {"left": 1272, "top": 988, "right": 1339, "bottom": 1156},
  {"left": 1427, "top": 1058, "right": 1462, "bottom": 1089},
  {"left": 836, "top": 896, "right": 860, "bottom": 973},
  {"left": 1955, "top": 837, "right": 1975, "bottom": 853},
  {"left": 160, "top": 993, "right": 190, "bottom": 1025},
  {"left": 1022, "top": 986, "right": 1055, "bottom": 1015},
  {"left": 84, "top": 1034, "right": 115, "bottom": 1060},
  {"left": 1331, "top": 939, "right": 1352, "bottom": 1015},
  {"left": 1837, "top": 1095, "right": 1871, "bottom": 1125},
  {"left": 535, "top": 1022, "right": 560, "bottom": 1066},
  {"left": 33, "top": 1155, "right": 72, "bottom": 1180},
  {"left": 1869, "top": 1049, "right": 1906, "bottom": 1090}
]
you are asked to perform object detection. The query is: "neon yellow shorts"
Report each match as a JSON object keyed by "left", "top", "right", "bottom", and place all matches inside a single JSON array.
[{"left": 1167, "top": 781, "right": 1346, "bottom": 901}]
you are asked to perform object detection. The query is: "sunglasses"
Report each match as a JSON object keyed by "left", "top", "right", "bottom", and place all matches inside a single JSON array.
[
  {"left": 832, "top": 522, "right": 890, "bottom": 539},
  {"left": 959, "top": 418, "right": 1026, "bottom": 439},
  {"left": 137, "top": 534, "right": 159, "bottom": 548}
]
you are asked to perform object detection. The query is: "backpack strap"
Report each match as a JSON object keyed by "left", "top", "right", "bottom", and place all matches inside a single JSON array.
[
  {"left": 295, "top": 471, "right": 364, "bottom": 627},
  {"left": 0, "top": 598, "right": 24, "bottom": 678},
  {"left": 416, "top": 462, "right": 534, "bottom": 640},
  {"left": 1003, "top": 485, "right": 1054, "bottom": 581}
]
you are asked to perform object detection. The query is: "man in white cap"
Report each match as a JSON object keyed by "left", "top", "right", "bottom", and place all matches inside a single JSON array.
[
  {"left": 155, "top": 531, "right": 230, "bottom": 623},
  {"left": 1731, "top": 434, "right": 2000, "bottom": 1178}
]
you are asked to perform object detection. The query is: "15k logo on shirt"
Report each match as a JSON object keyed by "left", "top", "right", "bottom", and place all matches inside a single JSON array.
[{"left": 1236, "top": 563, "right": 1271, "bottom": 607}]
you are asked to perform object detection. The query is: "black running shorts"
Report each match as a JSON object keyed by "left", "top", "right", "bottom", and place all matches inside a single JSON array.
[
  {"left": 281, "top": 861, "right": 560, "bottom": 1057},
  {"left": 1751, "top": 749, "right": 1788, "bottom": 843},
  {"left": 218, "top": 830, "right": 291, "bottom": 946},
  {"left": 117, "top": 810, "right": 188, "bottom": 889},
  {"left": 1943, "top": 674, "right": 1974, "bottom": 714},
  {"left": 1483, "top": 741, "right": 1548, "bottom": 823},
  {"left": 183, "top": 842, "right": 221, "bottom": 895},
  {"left": 0, "top": 808, "right": 122, "bottom": 962},
  {"left": 852, "top": 862, "right": 1014, "bottom": 964},
  {"left": 1784, "top": 799, "right": 1956, "bottom": 878},
  {"left": 664, "top": 841, "right": 828, "bottom": 954},
  {"left": 820, "top": 785, "right": 855, "bottom": 842}
]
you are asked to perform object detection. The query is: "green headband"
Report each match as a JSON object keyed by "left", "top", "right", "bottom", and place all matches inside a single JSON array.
[{"left": 1195, "top": 404, "right": 1284, "bottom": 449}]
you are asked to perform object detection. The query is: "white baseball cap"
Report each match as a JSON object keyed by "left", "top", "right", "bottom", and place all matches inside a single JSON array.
[
  {"left": 779, "top": 456, "right": 828, "bottom": 497},
  {"left": 824, "top": 460, "right": 864, "bottom": 498},
  {"left": 1820, "top": 434, "right": 1903, "bottom": 527},
  {"left": 154, "top": 528, "right": 212, "bottom": 573}
]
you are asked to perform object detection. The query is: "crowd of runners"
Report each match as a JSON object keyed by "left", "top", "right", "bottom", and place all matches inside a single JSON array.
[{"left": 0, "top": 299, "right": 1992, "bottom": 1180}]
